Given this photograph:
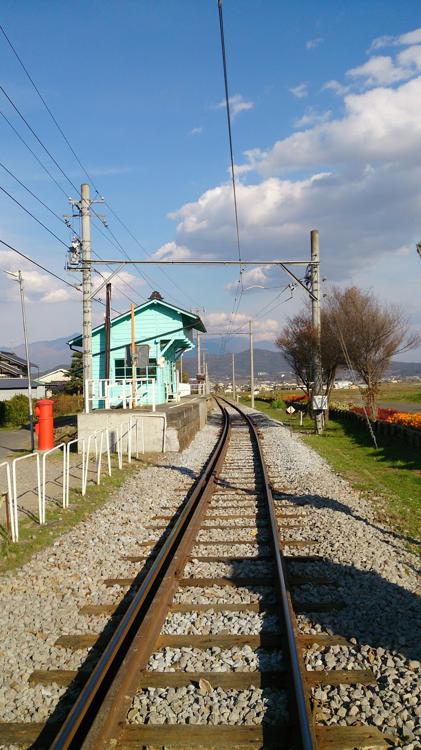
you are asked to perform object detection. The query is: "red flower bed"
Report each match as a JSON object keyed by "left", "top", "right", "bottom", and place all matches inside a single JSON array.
[
  {"left": 283, "top": 394, "right": 308, "bottom": 405},
  {"left": 352, "top": 407, "right": 397, "bottom": 420}
]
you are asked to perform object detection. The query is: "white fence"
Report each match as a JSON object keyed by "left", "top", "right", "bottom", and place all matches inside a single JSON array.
[
  {"left": 84, "top": 377, "right": 156, "bottom": 413},
  {"left": 1, "top": 413, "right": 167, "bottom": 543}
]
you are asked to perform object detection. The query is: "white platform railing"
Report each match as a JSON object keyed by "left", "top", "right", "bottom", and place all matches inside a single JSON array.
[{"left": 84, "top": 378, "right": 156, "bottom": 413}]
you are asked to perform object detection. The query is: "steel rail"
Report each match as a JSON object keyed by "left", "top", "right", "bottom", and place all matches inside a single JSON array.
[
  {"left": 47, "top": 400, "right": 230, "bottom": 750},
  {"left": 219, "top": 397, "right": 316, "bottom": 750}
]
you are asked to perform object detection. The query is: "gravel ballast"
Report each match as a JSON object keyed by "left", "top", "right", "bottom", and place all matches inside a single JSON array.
[
  {"left": 240, "top": 404, "right": 420, "bottom": 749},
  {"left": 0, "top": 401, "right": 419, "bottom": 749},
  {"left": 0, "top": 415, "right": 220, "bottom": 733}
]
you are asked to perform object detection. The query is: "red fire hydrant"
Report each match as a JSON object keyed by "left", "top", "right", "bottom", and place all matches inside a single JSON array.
[{"left": 34, "top": 399, "right": 54, "bottom": 451}]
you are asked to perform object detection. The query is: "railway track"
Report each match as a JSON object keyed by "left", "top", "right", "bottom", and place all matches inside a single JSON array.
[{"left": 0, "top": 399, "right": 391, "bottom": 749}]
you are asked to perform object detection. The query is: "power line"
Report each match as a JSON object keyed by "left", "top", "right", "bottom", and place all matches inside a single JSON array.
[
  {"left": 0, "top": 25, "right": 196, "bottom": 308},
  {"left": 0, "top": 23, "right": 99, "bottom": 191},
  {"left": 0, "top": 83, "right": 78, "bottom": 194},
  {"left": 0, "top": 91, "right": 140, "bottom": 304},
  {"left": 0, "top": 109, "right": 69, "bottom": 198},
  {"left": 0, "top": 184, "right": 69, "bottom": 248},
  {"left": 0, "top": 159, "right": 75, "bottom": 229},
  {"left": 0, "top": 237, "right": 123, "bottom": 314}
]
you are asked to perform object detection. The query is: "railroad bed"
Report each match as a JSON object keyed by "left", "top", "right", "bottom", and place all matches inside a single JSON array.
[{"left": 0, "top": 400, "right": 402, "bottom": 748}]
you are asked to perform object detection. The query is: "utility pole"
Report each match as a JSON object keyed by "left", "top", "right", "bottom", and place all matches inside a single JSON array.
[
  {"left": 5, "top": 271, "right": 34, "bottom": 450},
  {"left": 81, "top": 184, "right": 92, "bottom": 403},
  {"left": 310, "top": 229, "right": 323, "bottom": 435},
  {"left": 197, "top": 332, "right": 201, "bottom": 376},
  {"left": 232, "top": 352, "right": 236, "bottom": 400},
  {"left": 70, "top": 184, "right": 94, "bottom": 410},
  {"left": 19, "top": 271, "right": 34, "bottom": 451},
  {"left": 104, "top": 283, "right": 111, "bottom": 380},
  {"left": 249, "top": 320, "right": 255, "bottom": 408}
]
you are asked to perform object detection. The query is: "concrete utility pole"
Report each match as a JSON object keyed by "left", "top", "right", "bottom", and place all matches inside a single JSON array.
[
  {"left": 5, "top": 270, "right": 34, "bottom": 450},
  {"left": 232, "top": 352, "right": 236, "bottom": 400},
  {"left": 18, "top": 271, "right": 34, "bottom": 452},
  {"left": 310, "top": 229, "right": 323, "bottom": 435},
  {"left": 249, "top": 320, "right": 255, "bottom": 408},
  {"left": 197, "top": 332, "right": 201, "bottom": 375},
  {"left": 81, "top": 183, "right": 92, "bottom": 404}
]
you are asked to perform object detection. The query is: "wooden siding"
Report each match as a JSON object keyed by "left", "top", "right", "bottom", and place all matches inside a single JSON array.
[{"left": 90, "top": 301, "right": 195, "bottom": 405}]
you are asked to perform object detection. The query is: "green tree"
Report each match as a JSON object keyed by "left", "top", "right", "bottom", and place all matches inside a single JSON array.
[{"left": 65, "top": 351, "right": 83, "bottom": 394}]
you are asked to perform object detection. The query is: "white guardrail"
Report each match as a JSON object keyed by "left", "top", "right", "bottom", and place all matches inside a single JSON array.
[{"left": 1, "top": 414, "right": 167, "bottom": 543}]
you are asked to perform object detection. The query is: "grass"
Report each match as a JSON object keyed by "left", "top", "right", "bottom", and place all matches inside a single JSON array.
[
  {"left": 0, "top": 456, "right": 143, "bottom": 574},
  {"left": 332, "top": 381, "right": 421, "bottom": 405},
  {"left": 242, "top": 397, "right": 421, "bottom": 554}
]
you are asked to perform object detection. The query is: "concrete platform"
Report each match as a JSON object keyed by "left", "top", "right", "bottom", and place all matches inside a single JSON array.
[{"left": 77, "top": 395, "right": 213, "bottom": 453}]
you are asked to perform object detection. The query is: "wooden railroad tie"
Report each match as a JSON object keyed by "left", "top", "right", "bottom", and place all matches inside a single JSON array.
[{"left": 0, "top": 722, "right": 393, "bottom": 748}]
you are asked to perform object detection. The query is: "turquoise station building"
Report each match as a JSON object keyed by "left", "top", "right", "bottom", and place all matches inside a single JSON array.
[{"left": 68, "top": 292, "right": 206, "bottom": 408}]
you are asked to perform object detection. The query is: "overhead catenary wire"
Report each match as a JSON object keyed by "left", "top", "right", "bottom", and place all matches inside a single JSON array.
[{"left": 217, "top": 0, "right": 245, "bottom": 352}]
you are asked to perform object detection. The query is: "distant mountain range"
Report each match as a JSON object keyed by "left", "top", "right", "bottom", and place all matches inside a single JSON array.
[{"left": 2, "top": 333, "right": 421, "bottom": 381}]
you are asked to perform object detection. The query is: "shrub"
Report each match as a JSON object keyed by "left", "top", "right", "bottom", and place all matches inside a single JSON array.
[
  {"left": 51, "top": 393, "right": 83, "bottom": 417},
  {"left": 270, "top": 399, "right": 283, "bottom": 409},
  {"left": 0, "top": 394, "right": 31, "bottom": 427}
]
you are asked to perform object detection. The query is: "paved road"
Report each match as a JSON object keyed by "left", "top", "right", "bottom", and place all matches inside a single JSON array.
[{"left": 0, "top": 428, "right": 31, "bottom": 462}]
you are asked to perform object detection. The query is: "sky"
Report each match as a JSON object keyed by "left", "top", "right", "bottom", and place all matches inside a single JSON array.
[{"left": 0, "top": 0, "right": 420, "bottom": 359}]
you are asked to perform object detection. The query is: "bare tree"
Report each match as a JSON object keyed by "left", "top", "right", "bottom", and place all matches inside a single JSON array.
[
  {"left": 326, "top": 287, "right": 420, "bottom": 417},
  {"left": 276, "top": 313, "right": 315, "bottom": 398},
  {"left": 276, "top": 309, "right": 343, "bottom": 401}
]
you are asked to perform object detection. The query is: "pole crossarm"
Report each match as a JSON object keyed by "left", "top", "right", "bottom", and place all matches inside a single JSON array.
[
  {"left": 81, "top": 259, "right": 317, "bottom": 266},
  {"left": 79, "top": 258, "right": 318, "bottom": 301}
]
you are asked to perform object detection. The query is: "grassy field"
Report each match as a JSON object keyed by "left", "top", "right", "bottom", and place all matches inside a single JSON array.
[
  {"left": 242, "top": 397, "right": 420, "bottom": 553},
  {"left": 331, "top": 381, "right": 421, "bottom": 405},
  {"left": 0, "top": 456, "right": 143, "bottom": 574}
]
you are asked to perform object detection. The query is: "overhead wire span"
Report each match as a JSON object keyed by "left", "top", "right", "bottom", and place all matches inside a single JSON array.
[{"left": 0, "top": 24, "right": 197, "bottom": 308}]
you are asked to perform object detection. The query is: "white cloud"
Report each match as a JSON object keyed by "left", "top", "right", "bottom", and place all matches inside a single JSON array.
[
  {"left": 40, "top": 288, "right": 74, "bottom": 303},
  {"left": 306, "top": 37, "right": 323, "bottom": 50},
  {"left": 369, "top": 27, "right": 421, "bottom": 52},
  {"left": 289, "top": 82, "right": 308, "bottom": 98},
  {"left": 152, "top": 241, "right": 192, "bottom": 261},
  {"left": 323, "top": 80, "right": 351, "bottom": 96},
  {"left": 214, "top": 93, "right": 254, "bottom": 120},
  {"left": 189, "top": 127, "right": 203, "bottom": 136},
  {"left": 237, "top": 76, "right": 421, "bottom": 175},
  {"left": 294, "top": 107, "right": 331, "bottom": 128},
  {"left": 204, "top": 311, "right": 280, "bottom": 341},
  {"left": 347, "top": 54, "right": 410, "bottom": 86}
]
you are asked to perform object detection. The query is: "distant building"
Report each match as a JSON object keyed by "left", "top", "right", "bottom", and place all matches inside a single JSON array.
[
  {"left": 37, "top": 368, "right": 70, "bottom": 385},
  {"left": 0, "top": 350, "right": 38, "bottom": 379},
  {"left": 0, "top": 379, "right": 45, "bottom": 402},
  {"left": 0, "top": 351, "right": 44, "bottom": 401},
  {"left": 68, "top": 293, "right": 206, "bottom": 409}
]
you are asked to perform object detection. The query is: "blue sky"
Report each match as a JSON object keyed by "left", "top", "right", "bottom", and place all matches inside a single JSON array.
[{"left": 0, "top": 0, "right": 420, "bottom": 358}]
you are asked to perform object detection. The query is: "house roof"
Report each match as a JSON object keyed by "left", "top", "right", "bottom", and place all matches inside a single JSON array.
[
  {"left": 0, "top": 351, "right": 38, "bottom": 379},
  {"left": 0, "top": 378, "right": 44, "bottom": 390},
  {"left": 67, "top": 296, "right": 206, "bottom": 349},
  {"left": 0, "top": 350, "right": 38, "bottom": 368}
]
